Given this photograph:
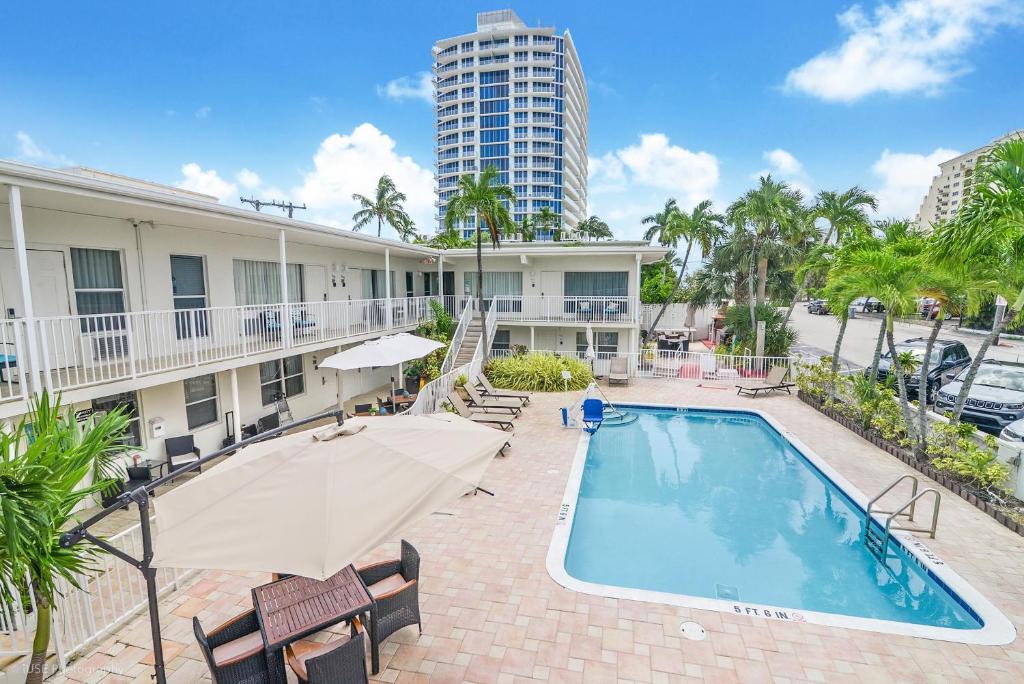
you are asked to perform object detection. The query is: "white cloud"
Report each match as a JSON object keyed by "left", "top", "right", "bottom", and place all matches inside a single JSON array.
[
  {"left": 15, "top": 131, "right": 72, "bottom": 166},
  {"left": 236, "top": 168, "right": 261, "bottom": 190},
  {"left": 754, "top": 148, "right": 813, "bottom": 198},
  {"left": 195, "top": 106, "right": 211, "bottom": 119},
  {"left": 785, "top": 0, "right": 1021, "bottom": 102},
  {"left": 870, "top": 147, "right": 959, "bottom": 217},
  {"left": 586, "top": 133, "right": 720, "bottom": 240},
  {"left": 377, "top": 73, "right": 434, "bottom": 104},
  {"left": 176, "top": 163, "right": 237, "bottom": 201},
  {"left": 292, "top": 123, "right": 435, "bottom": 236}
]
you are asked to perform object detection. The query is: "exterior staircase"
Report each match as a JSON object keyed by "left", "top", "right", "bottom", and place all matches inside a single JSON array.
[{"left": 453, "top": 318, "right": 483, "bottom": 368}]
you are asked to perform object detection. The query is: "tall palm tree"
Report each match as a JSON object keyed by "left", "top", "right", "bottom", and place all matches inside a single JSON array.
[
  {"left": 814, "top": 186, "right": 877, "bottom": 244},
  {"left": 577, "top": 215, "right": 613, "bottom": 240},
  {"left": 643, "top": 200, "right": 725, "bottom": 340},
  {"left": 727, "top": 175, "right": 805, "bottom": 327},
  {"left": 517, "top": 215, "right": 536, "bottom": 242},
  {"left": 0, "top": 392, "right": 131, "bottom": 684},
  {"left": 642, "top": 198, "right": 678, "bottom": 243},
  {"left": 351, "top": 174, "right": 414, "bottom": 238},
  {"left": 443, "top": 165, "right": 516, "bottom": 329},
  {"left": 932, "top": 137, "right": 1024, "bottom": 422},
  {"left": 534, "top": 206, "right": 559, "bottom": 240}
]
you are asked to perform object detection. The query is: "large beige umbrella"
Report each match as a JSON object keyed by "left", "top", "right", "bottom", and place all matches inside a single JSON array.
[{"left": 150, "top": 414, "right": 506, "bottom": 579}]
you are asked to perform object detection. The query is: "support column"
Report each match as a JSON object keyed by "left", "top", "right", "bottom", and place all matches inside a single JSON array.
[
  {"left": 634, "top": 254, "right": 642, "bottom": 325},
  {"left": 384, "top": 248, "right": 392, "bottom": 328},
  {"left": 229, "top": 368, "right": 242, "bottom": 444},
  {"left": 278, "top": 229, "right": 291, "bottom": 348},
  {"left": 437, "top": 254, "right": 444, "bottom": 299},
  {"left": 530, "top": 326, "right": 535, "bottom": 351},
  {"left": 8, "top": 185, "right": 42, "bottom": 397}
]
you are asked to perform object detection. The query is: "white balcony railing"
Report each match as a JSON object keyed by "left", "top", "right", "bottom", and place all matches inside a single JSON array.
[
  {"left": 489, "top": 296, "right": 638, "bottom": 324},
  {"left": 12, "top": 297, "right": 439, "bottom": 397},
  {"left": 0, "top": 318, "right": 28, "bottom": 404}
]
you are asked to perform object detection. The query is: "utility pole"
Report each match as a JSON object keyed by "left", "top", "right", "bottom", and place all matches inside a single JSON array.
[{"left": 240, "top": 196, "right": 308, "bottom": 219}]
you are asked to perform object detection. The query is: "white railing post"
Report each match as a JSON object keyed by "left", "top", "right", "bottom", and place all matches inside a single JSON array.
[{"left": 125, "top": 313, "right": 138, "bottom": 379}]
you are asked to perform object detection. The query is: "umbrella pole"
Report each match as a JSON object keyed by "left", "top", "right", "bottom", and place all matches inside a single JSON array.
[{"left": 136, "top": 493, "right": 168, "bottom": 684}]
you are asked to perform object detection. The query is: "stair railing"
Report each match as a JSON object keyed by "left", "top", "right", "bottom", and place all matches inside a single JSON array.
[{"left": 440, "top": 299, "right": 473, "bottom": 375}]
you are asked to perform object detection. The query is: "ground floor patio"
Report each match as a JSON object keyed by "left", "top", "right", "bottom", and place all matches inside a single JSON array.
[{"left": 41, "top": 380, "right": 1024, "bottom": 683}]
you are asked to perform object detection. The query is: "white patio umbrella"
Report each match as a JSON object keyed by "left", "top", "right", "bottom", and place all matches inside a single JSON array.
[
  {"left": 150, "top": 414, "right": 507, "bottom": 579},
  {"left": 584, "top": 323, "right": 596, "bottom": 361},
  {"left": 319, "top": 333, "right": 445, "bottom": 411}
]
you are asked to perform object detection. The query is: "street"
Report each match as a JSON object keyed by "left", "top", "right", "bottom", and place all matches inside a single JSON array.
[{"left": 788, "top": 306, "right": 1024, "bottom": 371}]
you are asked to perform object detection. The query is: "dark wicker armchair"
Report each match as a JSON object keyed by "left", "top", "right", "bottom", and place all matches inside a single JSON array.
[
  {"left": 194, "top": 609, "right": 283, "bottom": 684},
  {"left": 357, "top": 540, "right": 421, "bottom": 670},
  {"left": 285, "top": 618, "right": 368, "bottom": 683}
]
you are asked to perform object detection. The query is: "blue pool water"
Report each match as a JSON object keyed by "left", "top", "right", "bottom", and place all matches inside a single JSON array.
[{"left": 563, "top": 407, "right": 982, "bottom": 630}]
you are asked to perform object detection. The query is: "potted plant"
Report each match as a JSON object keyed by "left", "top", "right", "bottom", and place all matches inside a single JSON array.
[
  {"left": 0, "top": 391, "right": 130, "bottom": 684},
  {"left": 404, "top": 360, "right": 423, "bottom": 394}
]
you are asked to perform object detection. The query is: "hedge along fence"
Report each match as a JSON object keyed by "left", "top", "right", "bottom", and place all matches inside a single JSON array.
[{"left": 798, "top": 391, "right": 1024, "bottom": 538}]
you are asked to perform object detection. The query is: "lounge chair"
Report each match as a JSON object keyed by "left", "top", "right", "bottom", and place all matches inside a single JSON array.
[
  {"left": 447, "top": 393, "right": 514, "bottom": 431},
  {"left": 285, "top": 618, "right": 368, "bottom": 683},
  {"left": 608, "top": 357, "right": 630, "bottom": 386},
  {"left": 357, "top": 540, "right": 421, "bottom": 675},
  {"left": 194, "top": 608, "right": 283, "bottom": 684},
  {"left": 476, "top": 375, "right": 530, "bottom": 405},
  {"left": 463, "top": 385, "right": 523, "bottom": 415},
  {"left": 736, "top": 366, "right": 795, "bottom": 397}
]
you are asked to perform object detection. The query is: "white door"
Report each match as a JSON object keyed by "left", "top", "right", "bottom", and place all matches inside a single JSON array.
[
  {"left": 540, "top": 271, "right": 562, "bottom": 320},
  {"left": 0, "top": 249, "right": 71, "bottom": 318},
  {"left": 302, "top": 265, "right": 328, "bottom": 329}
]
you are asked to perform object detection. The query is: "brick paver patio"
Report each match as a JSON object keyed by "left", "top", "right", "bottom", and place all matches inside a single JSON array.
[{"left": 41, "top": 381, "right": 1024, "bottom": 683}]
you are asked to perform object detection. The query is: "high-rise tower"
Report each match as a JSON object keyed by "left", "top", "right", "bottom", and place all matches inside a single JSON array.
[{"left": 433, "top": 9, "right": 588, "bottom": 239}]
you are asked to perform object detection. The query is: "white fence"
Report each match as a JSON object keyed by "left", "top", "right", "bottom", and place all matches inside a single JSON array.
[
  {"left": 0, "top": 521, "right": 195, "bottom": 672},
  {"left": 11, "top": 296, "right": 439, "bottom": 397},
  {"left": 1, "top": 319, "right": 28, "bottom": 404}
]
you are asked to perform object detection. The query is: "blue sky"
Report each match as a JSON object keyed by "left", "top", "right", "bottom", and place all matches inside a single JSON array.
[{"left": 2, "top": 0, "right": 1022, "bottom": 241}]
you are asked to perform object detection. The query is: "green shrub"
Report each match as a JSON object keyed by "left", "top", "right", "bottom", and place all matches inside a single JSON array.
[
  {"left": 928, "top": 421, "right": 1008, "bottom": 491},
  {"left": 485, "top": 352, "right": 594, "bottom": 392},
  {"left": 721, "top": 302, "right": 797, "bottom": 356}
]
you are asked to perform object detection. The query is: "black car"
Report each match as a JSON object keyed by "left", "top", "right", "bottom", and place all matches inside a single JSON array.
[
  {"left": 935, "top": 360, "right": 1024, "bottom": 435},
  {"left": 871, "top": 338, "right": 972, "bottom": 403},
  {"left": 807, "top": 299, "right": 829, "bottom": 315},
  {"left": 852, "top": 297, "right": 884, "bottom": 313}
]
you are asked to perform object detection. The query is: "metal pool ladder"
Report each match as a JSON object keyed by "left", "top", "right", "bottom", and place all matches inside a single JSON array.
[{"left": 863, "top": 475, "right": 941, "bottom": 560}]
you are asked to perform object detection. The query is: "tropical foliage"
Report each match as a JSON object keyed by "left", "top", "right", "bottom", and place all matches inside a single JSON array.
[
  {"left": 720, "top": 302, "right": 797, "bottom": 357},
  {"left": 352, "top": 174, "right": 414, "bottom": 240},
  {"left": 0, "top": 392, "right": 131, "bottom": 683},
  {"left": 576, "top": 215, "right": 613, "bottom": 240},
  {"left": 484, "top": 352, "right": 594, "bottom": 392}
]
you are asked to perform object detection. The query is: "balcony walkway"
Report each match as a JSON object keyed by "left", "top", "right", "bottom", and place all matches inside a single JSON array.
[{"left": 34, "top": 381, "right": 1024, "bottom": 683}]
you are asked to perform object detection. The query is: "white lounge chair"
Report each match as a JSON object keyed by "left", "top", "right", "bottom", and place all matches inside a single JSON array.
[
  {"left": 608, "top": 356, "right": 630, "bottom": 385},
  {"left": 736, "top": 366, "right": 795, "bottom": 397}
]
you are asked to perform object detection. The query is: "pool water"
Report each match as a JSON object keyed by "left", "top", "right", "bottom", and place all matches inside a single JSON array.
[{"left": 563, "top": 407, "right": 983, "bottom": 630}]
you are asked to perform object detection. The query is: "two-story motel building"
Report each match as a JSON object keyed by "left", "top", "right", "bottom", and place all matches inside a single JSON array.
[{"left": 0, "top": 161, "right": 665, "bottom": 465}]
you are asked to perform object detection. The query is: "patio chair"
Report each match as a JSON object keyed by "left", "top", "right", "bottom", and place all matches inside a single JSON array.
[
  {"left": 736, "top": 366, "right": 795, "bottom": 397},
  {"left": 577, "top": 300, "right": 592, "bottom": 320},
  {"left": 476, "top": 375, "right": 530, "bottom": 405},
  {"left": 447, "top": 393, "right": 514, "bottom": 431},
  {"left": 463, "top": 385, "right": 523, "bottom": 415},
  {"left": 194, "top": 609, "right": 281, "bottom": 684},
  {"left": 582, "top": 399, "right": 604, "bottom": 434},
  {"left": 353, "top": 403, "right": 373, "bottom": 414},
  {"left": 0, "top": 345, "right": 17, "bottom": 384},
  {"left": 357, "top": 541, "right": 421, "bottom": 670},
  {"left": 603, "top": 300, "right": 621, "bottom": 320},
  {"left": 164, "top": 435, "right": 201, "bottom": 478},
  {"left": 285, "top": 618, "right": 368, "bottom": 683},
  {"left": 608, "top": 357, "right": 630, "bottom": 386}
]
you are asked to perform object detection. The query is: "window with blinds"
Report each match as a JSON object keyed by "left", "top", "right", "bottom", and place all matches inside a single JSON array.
[
  {"left": 462, "top": 271, "right": 523, "bottom": 297},
  {"left": 71, "top": 248, "right": 126, "bottom": 332},
  {"left": 563, "top": 272, "right": 628, "bottom": 297},
  {"left": 171, "top": 255, "right": 208, "bottom": 339},
  {"left": 232, "top": 260, "right": 305, "bottom": 306},
  {"left": 361, "top": 269, "right": 396, "bottom": 299}
]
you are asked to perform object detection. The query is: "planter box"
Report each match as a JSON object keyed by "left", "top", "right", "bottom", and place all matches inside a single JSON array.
[{"left": 798, "top": 390, "right": 1024, "bottom": 539}]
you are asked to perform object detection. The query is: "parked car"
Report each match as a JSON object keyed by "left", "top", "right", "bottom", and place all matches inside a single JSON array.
[
  {"left": 851, "top": 297, "right": 884, "bottom": 313},
  {"left": 935, "top": 360, "right": 1024, "bottom": 435},
  {"left": 871, "top": 338, "right": 972, "bottom": 404},
  {"left": 1000, "top": 418, "right": 1024, "bottom": 442},
  {"left": 807, "top": 299, "right": 829, "bottom": 315}
]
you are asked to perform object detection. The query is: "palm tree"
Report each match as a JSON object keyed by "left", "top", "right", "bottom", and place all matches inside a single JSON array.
[
  {"left": 932, "top": 137, "right": 1024, "bottom": 422},
  {"left": 443, "top": 165, "right": 516, "bottom": 329},
  {"left": 642, "top": 199, "right": 678, "bottom": 243},
  {"left": 534, "top": 206, "right": 559, "bottom": 240},
  {"left": 351, "top": 174, "right": 414, "bottom": 238},
  {"left": 577, "top": 215, "right": 613, "bottom": 240},
  {"left": 643, "top": 200, "right": 725, "bottom": 340},
  {"left": 814, "top": 186, "right": 877, "bottom": 244},
  {"left": 0, "top": 392, "right": 131, "bottom": 684},
  {"left": 726, "top": 175, "right": 805, "bottom": 327},
  {"left": 518, "top": 215, "right": 536, "bottom": 242}
]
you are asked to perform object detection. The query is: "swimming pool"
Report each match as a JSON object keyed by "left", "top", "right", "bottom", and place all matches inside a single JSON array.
[{"left": 547, "top": 404, "right": 1015, "bottom": 644}]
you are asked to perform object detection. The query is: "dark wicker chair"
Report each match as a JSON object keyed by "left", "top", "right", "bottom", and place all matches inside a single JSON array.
[
  {"left": 165, "top": 435, "right": 200, "bottom": 480},
  {"left": 285, "top": 618, "right": 368, "bottom": 683},
  {"left": 194, "top": 609, "right": 283, "bottom": 684},
  {"left": 357, "top": 540, "right": 421, "bottom": 670}
]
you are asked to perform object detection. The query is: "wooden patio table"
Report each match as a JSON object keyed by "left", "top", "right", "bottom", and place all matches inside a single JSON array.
[{"left": 253, "top": 565, "right": 377, "bottom": 680}]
